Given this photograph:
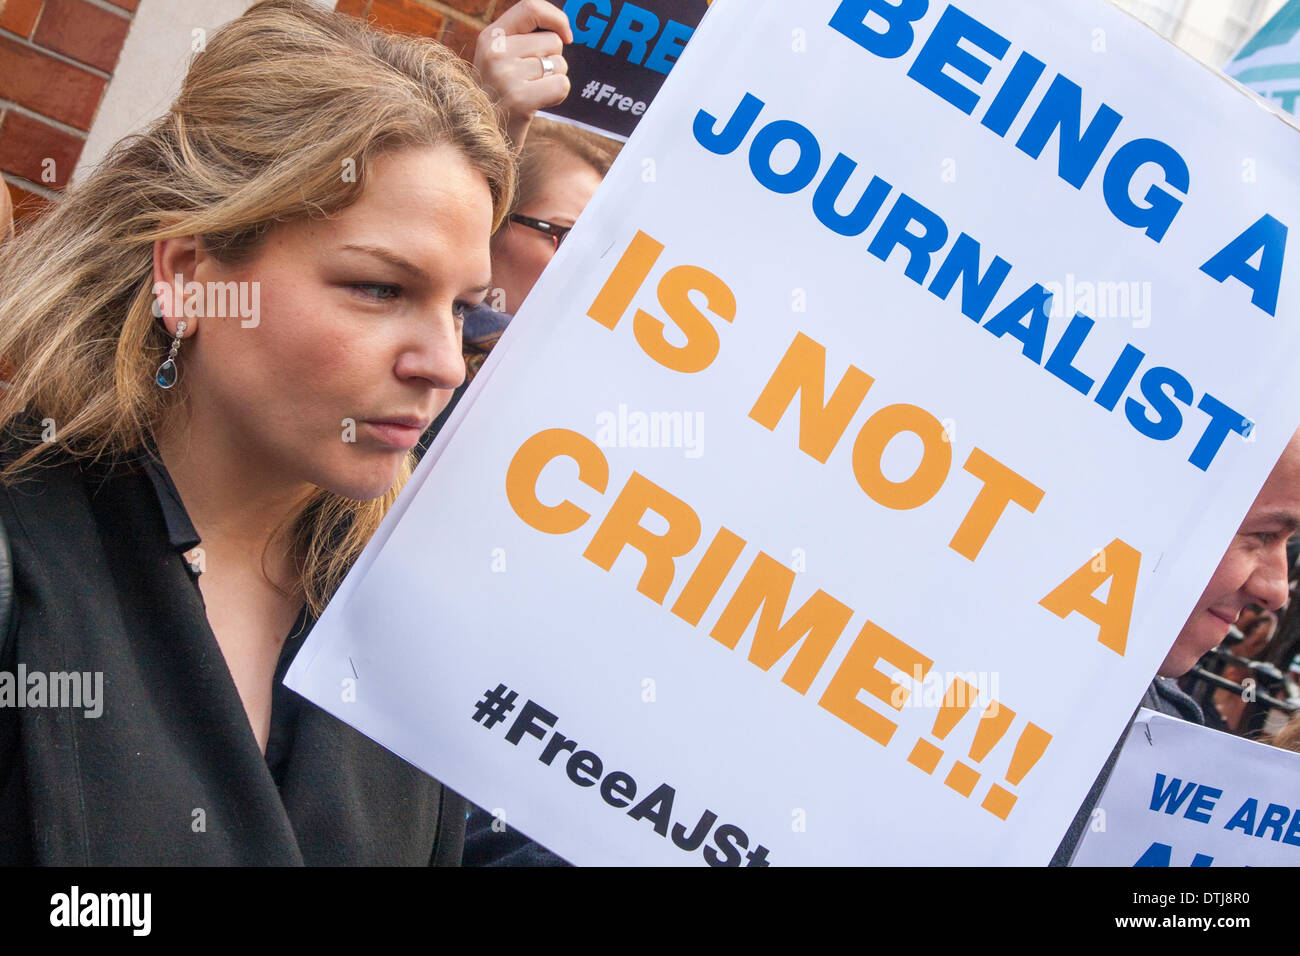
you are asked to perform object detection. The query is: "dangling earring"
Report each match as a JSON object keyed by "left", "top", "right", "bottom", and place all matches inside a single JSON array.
[{"left": 156, "top": 319, "right": 187, "bottom": 390}]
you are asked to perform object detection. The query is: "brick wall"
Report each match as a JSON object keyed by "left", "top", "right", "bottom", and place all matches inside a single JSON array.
[
  {"left": 0, "top": 0, "right": 513, "bottom": 230},
  {"left": 334, "top": 0, "right": 523, "bottom": 59},
  {"left": 0, "top": 0, "right": 136, "bottom": 227}
]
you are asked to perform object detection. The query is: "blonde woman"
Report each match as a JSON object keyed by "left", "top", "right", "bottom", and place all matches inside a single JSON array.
[{"left": 0, "top": 0, "right": 513, "bottom": 865}]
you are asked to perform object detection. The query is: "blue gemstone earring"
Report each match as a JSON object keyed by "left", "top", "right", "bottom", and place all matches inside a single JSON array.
[{"left": 155, "top": 319, "right": 186, "bottom": 390}]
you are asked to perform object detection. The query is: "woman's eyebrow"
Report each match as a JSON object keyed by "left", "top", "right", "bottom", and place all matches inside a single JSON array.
[
  {"left": 338, "top": 244, "right": 491, "bottom": 294},
  {"left": 338, "top": 243, "right": 427, "bottom": 280}
]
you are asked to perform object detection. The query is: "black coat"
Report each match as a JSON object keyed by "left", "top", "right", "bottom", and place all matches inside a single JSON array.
[{"left": 0, "top": 447, "right": 464, "bottom": 865}]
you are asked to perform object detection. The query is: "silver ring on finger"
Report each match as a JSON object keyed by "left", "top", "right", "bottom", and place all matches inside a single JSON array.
[{"left": 539, "top": 55, "right": 555, "bottom": 78}]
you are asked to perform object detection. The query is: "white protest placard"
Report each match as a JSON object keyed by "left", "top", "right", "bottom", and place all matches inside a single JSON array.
[
  {"left": 1072, "top": 709, "right": 1300, "bottom": 866},
  {"left": 287, "top": 0, "right": 1300, "bottom": 864}
]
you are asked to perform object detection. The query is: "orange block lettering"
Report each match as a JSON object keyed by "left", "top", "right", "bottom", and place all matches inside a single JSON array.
[
  {"left": 819, "top": 621, "right": 933, "bottom": 747},
  {"left": 748, "top": 332, "right": 874, "bottom": 463},
  {"left": 583, "top": 472, "right": 703, "bottom": 604},
  {"left": 505, "top": 428, "right": 610, "bottom": 534},
  {"left": 948, "top": 448, "right": 1044, "bottom": 561},
  {"left": 1039, "top": 539, "right": 1141, "bottom": 656},
  {"left": 852, "top": 404, "right": 952, "bottom": 510},
  {"left": 710, "top": 551, "right": 854, "bottom": 695}
]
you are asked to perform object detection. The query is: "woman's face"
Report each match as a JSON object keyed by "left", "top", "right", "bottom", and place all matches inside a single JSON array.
[
  {"left": 165, "top": 144, "right": 494, "bottom": 501},
  {"left": 490, "top": 149, "right": 603, "bottom": 315}
]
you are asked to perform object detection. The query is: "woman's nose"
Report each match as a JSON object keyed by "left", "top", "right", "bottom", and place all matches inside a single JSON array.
[{"left": 395, "top": 311, "right": 466, "bottom": 391}]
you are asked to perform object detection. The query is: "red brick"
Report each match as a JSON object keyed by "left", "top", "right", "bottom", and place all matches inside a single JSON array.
[
  {"left": 0, "top": 38, "right": 104, "bottom": 130},
  {"left": 335, "top": 0, "right": 368, "bottom": 16},
  {"left": 0, "top": 0, "right": 44, "bottom": 38},
  {"left": 6, "top": 179, "right": 54, "bottom": 231},
  {"left": 0, "top": 110, "right": 83, "bottom": 187},
  {"left": 368, "top": 0, "right": 444, "bottom": 36},
  {"left": 488, "top": 0, "right": 525, "bottom": 21},
  {"left": 454, "top": 0, "right": 491, "bottom": 17},
  {"left": 439, "top": 17, "right": 480, "bottom": 60},
  {"left": 104, "top": 0, "right": 136, "bottom": 9},
  {"left": 33, "top": 0, "right": 130, "bottom": 73}
]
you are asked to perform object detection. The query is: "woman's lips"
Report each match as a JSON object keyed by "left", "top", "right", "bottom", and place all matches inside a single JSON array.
[
  {"left": 362, "top": 420, "right": 427, "bottom": 449},
  {"left": 1208, "top": 607, "right": 1239, "bottom": 627}
]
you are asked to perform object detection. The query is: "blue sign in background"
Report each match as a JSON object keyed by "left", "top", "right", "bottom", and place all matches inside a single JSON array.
[{"left": 543, "top": 0, "right": 710, "bottom": 140}]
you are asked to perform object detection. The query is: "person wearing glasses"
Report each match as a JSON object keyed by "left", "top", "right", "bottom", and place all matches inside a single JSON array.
[
  {"left": 452, "top": 119, "right": 619, "bottom": 869},
  {"left": 490, "top": 121, "right": 617, "bottom": 321},
  {"left": 425, "top": 6, "right": 618, "bottom": 866},
  {"left": 420, "top": 16, "right": 621, "bottom": 453},
  {"left": 451, "top": 121, "right": 619, "bottom": 388}
]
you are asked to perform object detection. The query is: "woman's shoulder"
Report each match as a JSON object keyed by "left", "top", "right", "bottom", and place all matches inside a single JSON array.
[
  {"left": 0, "top": 423, "right": 155, "bottom": 555},
  {"left": 0, "top": 429, "right": 91, "bottom": 508},
  {"left": 0, "top": 413, "right": 149, "bottom": 487},
  {"left": 0, "top": 413, "right": 84, "bottom": 475}
]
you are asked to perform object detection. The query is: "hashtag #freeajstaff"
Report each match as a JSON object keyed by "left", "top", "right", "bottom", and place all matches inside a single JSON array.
[{"left": 472, "top": 684, "right": 771, "bottom": 866}]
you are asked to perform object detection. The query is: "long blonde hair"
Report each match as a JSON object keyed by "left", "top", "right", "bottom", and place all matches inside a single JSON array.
[{"left": 0, "top": 0, "right": 515, "bottom": 615}]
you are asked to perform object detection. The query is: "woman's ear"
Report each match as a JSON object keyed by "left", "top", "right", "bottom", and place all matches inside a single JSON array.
[{"left": 152, "top": 236, "right": 200, "bottom": 337}]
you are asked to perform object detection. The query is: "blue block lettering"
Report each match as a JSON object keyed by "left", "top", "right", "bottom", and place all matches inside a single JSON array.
[
  {"left": 829, "top": 0, "right": 930, "bottom": 59},
  {"left": 906, "top": 4, "right": 1009, "bottom": 115}
]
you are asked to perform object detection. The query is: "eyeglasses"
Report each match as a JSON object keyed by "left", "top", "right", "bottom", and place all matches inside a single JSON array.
[{"left": 509, "top": 214, "right": 572, "bottom": 251}]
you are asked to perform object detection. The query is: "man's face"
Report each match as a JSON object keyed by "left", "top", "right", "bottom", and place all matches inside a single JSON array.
[{"left": 1159, "top": 432, "right": 1300, "bottom": 677}]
